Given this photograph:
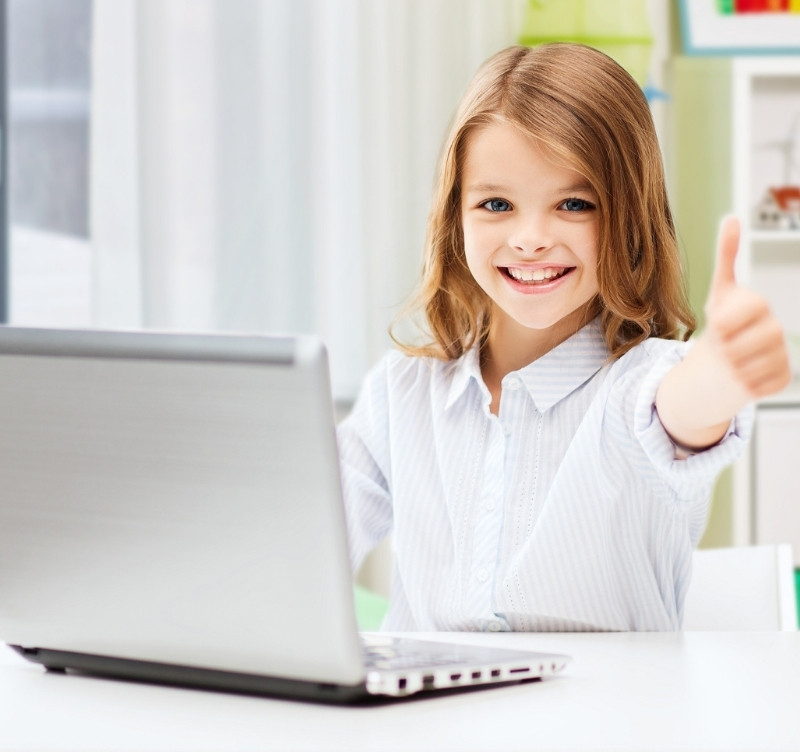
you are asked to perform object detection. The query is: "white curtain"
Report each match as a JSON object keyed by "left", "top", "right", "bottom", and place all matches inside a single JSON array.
[{"left": 90, "top": 0, "right": 523, "bottom": 399}]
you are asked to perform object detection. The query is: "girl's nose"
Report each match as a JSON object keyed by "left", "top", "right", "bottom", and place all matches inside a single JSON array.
[{"left": 508, "top": 212, "right": 553, "bottom": 255}]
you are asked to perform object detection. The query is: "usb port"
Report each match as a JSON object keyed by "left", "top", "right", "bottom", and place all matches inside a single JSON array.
[
  {"left": 422, "top": 674, "right": 435, "bottom": 688},
  {"left": 449, "top": 672, "right": 462, "bottom": 681},
  {"left": 490, "top": 669, "right": 501, "bottom": 678},
  {"left": 471, "top": 671, "right": 482, "bottom": 680}
]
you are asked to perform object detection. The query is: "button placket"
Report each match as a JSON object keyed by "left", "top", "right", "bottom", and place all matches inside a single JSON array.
[{"left": 469, "top": 418, "right": 504, "bottom": 603}]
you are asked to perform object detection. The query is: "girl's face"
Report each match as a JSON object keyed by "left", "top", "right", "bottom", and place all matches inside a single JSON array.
[{"left": 461, "top": 120, "right": 600, "bottom": 351}]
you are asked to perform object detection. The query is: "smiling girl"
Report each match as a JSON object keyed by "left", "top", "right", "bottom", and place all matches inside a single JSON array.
[{"left": 337, "top": 43, "right": 791, "bottom": 632}]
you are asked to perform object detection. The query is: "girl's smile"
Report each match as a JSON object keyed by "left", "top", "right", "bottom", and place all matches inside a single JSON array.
[
  {"left": 461, "top": 119, "right": 600, "bottom": 365},
  {"left": 501, "top": 263, "right": 574, "bottom": 290}
]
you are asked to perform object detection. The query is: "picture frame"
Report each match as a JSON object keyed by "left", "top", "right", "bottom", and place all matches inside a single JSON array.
[{"left": 678, "top": 0, "right": 800, "bottom": 55}]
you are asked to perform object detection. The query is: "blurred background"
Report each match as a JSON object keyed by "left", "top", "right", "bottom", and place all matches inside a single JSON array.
[
  {"left": 3, "top": 0, "right": 676, "bottom": 400},
  {"left": 3, "top": 0, "right": 800, "bottom": 602}
]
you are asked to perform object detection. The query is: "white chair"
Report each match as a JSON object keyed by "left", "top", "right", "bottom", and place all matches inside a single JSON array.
[{"left": 683, "top": 544, "right": 798, "bottom": 631}]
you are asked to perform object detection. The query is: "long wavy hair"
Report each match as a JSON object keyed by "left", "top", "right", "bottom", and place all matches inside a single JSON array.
[{"left": 393, "top": 43, "right": 695, "bottom": 361}]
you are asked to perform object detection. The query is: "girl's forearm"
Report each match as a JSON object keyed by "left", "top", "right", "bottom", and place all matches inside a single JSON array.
[{"left": 655, "top": 335, "right": 749, "bottom": 452}]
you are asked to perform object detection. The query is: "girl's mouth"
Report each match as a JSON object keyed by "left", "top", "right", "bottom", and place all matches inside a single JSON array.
[{"left": 502, "top": 266, "right": 574, "bottom": 285}]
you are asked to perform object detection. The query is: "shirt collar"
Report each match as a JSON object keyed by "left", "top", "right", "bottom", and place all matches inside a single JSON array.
[
  {"left": 445, "top": 317, "right": 610, "bottom": 413},
  {"left": 444, "top": 344, "right": 487, "bottom": 411},
  {"left": 516, "top": 317, "right": 609, "bottom": 412}
]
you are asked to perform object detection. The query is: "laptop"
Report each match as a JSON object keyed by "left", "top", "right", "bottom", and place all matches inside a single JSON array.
[{"left": 0, "top": 326, "right": 570, "bottom": 702}]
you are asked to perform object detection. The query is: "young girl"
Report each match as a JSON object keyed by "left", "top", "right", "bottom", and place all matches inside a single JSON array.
[{"left": 337, "top": 43, "right": 791, "bottom": 632}]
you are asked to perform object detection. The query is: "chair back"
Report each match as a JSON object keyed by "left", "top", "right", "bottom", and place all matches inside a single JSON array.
[{"left": 683, "top": 544, "right": 798, "bottom": 631}]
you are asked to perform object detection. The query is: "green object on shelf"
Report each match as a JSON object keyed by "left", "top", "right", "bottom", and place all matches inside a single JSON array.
[
  {"left": 518, "top": 0, "right": 653, "bottom": 85},
  {"left": 354, "top": 585, "right": 390, "bottom": 631},
  {"left": 796, "top": 570, "right": 800, "bottom": 628},
  {"left": 716, "top": 0, "right": 734, "bottom": 14}
]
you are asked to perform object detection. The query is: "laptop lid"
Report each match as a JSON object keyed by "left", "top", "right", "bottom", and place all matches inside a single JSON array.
[{"left": 0, "top": 326, "right": 366, "bottom": 688}]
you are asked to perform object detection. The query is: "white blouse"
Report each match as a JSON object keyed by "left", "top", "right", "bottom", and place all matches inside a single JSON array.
[{"left": 337, "top": 319, "right": 752, "bottom": 632}]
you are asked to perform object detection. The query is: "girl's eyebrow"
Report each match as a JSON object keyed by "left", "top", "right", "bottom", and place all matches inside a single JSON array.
[
  {"left": 462, "top": 182, "right": 508, "bottom": 194},
  {"left": 463, "top": 181, "right": 596, "bottom": 195},
  {"left": 558, "top": 182, "right": 595, "bottom": 194}
]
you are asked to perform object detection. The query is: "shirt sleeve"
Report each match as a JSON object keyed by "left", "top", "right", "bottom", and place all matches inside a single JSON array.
[
  {"left": 336, "top": 355, "right": 394, "bottom": 574},
  {"left": 612, "top": 339, "right": 754, "bottom": 503}
]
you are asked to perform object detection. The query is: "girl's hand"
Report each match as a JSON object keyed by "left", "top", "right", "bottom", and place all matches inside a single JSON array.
[
  {"left": 702, "top": 216, "right": 792, "bottom": 405},
  {"left": 655, "top": 216, "right": 792, "bottom": 452}
]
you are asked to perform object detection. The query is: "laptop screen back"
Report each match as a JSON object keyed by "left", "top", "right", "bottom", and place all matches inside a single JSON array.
[{"left": 0, "top": 328, "right": 364, "bottom": 685}]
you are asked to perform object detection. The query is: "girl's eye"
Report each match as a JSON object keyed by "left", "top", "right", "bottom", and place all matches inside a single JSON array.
[
  {"left": 481, "top": 199, "right": 511, "bottom": 212},
  {"left": 560, "top": 198, "right": 594, "bottom": 212}
]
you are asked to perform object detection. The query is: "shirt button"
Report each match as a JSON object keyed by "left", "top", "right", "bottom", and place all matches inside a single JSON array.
[
  {"left": 484, "top": 499, "right": 496, "bottom": 511},
  {"left": 476, "top": 568, "right": 489, "bottom": 583},
  {"left": 487, "top": 620, "right": 503, "bottom": 632},
  {"left": 504, "top": 377, "right": 521, "bottom": 390}
]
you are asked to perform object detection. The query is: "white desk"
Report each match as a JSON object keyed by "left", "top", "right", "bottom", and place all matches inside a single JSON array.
[{"left": 1, "top": 631, "right": 798, "bottom": 751}]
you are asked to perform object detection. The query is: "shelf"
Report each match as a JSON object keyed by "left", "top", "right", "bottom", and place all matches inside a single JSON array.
[
  {"left": 759, "top": 380, "right": 800, "bottom": 408},
  {"left": 750, "top": 230, "right": 800, "bottom": 244}
]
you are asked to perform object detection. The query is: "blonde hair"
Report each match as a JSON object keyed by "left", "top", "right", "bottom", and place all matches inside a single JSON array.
[{"left": 393, "top": 43, "right": 695, "bottom": 361}]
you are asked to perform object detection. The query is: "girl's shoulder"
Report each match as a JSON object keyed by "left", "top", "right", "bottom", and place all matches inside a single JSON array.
[
  {"left": 602, "top": 336, "right": 693, "bottom": 401},
  {"left": 613, "top": 336, "right": 692, "bottom": 371},
  {"left": 368, "top": 348, "right": 460, "bottom": 388},
  {"left": 357, "top": 348, "right": 476, "bottom": 411}
]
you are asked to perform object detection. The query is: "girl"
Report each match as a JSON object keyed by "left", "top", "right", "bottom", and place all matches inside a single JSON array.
[{"left": 338, "top": 43, "right": 791, "bottom": 632}]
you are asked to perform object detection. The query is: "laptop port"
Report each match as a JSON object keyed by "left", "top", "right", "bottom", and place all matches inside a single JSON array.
[
  {"left": 397, "top": 677, "right": 407, "bottom": 691},
  {"left": 471, "top": 671, "right": 482, "bottom": 680},
  {"left": 449, "top": 672, "right": 462, "bottom": 681},
  {"left": 490, "top": 669, "right": 501, "bottom": 678},
  {"left": 509, "top": 667, "right": 530, "bottom": 675},
  {"left": 422, "top": 674, "right": 435, "bottom": 689}
]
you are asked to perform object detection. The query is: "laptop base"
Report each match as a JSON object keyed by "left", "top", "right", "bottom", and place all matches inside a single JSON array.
[
  {"left": 11, "top": 645, "right": 370, "bottom": 704},
  {"left": 11, "top": 644, "right": 548, "bottom": 705}
]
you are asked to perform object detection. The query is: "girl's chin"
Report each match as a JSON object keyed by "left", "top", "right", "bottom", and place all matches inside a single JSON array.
[{"left": 494, "top": 300, "right": 598, "bottom": 336}]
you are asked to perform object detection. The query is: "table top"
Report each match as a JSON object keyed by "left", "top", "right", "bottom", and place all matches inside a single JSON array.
[{"left": 1, "top": 630, "right": 799, "bottom": 752}]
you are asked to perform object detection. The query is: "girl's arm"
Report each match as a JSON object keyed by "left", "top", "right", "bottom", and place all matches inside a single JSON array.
[{"left": 655, "top": 216, "right": 792, "bottom": 453}]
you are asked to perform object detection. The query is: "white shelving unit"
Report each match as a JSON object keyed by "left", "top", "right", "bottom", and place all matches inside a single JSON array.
[
  {"left": 730, "top": 57, "right": 800, "bottom": 563},
  {"left": 671, "top": 56, "right": 800, "bottom": 560}
]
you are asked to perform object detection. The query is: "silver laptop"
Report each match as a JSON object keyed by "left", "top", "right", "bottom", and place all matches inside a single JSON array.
[{"left": 0, "top": 326, "right": 569, "bottom": 702}]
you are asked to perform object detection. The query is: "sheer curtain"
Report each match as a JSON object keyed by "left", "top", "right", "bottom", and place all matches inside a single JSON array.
[{"left": 90, "top": 0, "right": 523, "bottom": 399}]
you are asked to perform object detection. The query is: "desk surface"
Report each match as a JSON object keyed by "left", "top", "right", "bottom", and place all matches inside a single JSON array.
[{"left": 1, "top": 631, "right": 799, "bottom": 752}]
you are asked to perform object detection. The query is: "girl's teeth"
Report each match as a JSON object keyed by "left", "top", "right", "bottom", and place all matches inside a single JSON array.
[{"left": 508, "top": 267, "right": 565, "bottom": 282}]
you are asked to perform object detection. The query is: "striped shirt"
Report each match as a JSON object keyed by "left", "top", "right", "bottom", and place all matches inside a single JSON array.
[{"left": 337, "top": 318, "right": 753, "bottom": 632}]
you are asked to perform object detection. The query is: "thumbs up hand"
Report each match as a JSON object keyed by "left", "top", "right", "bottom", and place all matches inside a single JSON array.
[
  {"left": 703, "top": 216, "right": 791, "bottom": 404},
  {"left": 656, "top": 216, "right": 792, "bottom": 453}
]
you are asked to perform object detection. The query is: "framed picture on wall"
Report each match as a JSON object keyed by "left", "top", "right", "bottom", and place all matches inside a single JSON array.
[{"left": 679, "top": 0, "right": 800, "bottom": 55}]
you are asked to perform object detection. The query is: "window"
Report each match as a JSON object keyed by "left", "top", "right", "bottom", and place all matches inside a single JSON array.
[{"left": 6, "top": 0, "right": 93, "bottom": 325}]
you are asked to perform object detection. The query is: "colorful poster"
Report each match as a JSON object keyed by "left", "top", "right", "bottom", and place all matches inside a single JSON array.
[
  {"left": 717, "top": 0, "right": 799, "bottom": 12},
  {"left": 683, "top": 0, "right": 800, "bottom": 51}
]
